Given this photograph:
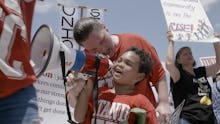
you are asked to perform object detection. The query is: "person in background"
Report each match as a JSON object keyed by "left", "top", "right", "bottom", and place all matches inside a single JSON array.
[
  {"left": 211, "top": 68, "right": 220, "bottom": 123},
  {"left": 0, "top": 0, "right": 41, "bottom": 124},
  {"left": 165, "top": 31, "right": 220, "bottom": 124},
  {"left": 68, "top": 47, "right": 158, "bottom": 124},
  {"left": 70, "top": 17, "right": 170, "bottom": 123}
]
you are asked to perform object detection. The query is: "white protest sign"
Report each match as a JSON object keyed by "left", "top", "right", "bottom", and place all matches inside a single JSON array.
[
  {"left": 59, "top": 4, "right": 81, "bottom": 50},
  {"left": 160, "top": 0, "right": 219, "bottom": 43},
  {"left": 199, "top": 56, "right": 216, "bottom": 66},
  {"left": 84, "top": 8, "right": 106, "bottom": 23},
  {"left": 34, "top": 71, "right": 69, "bottom": 124},
  {"left": 169, "top": 100, "right": 185, "bottom": 124}
]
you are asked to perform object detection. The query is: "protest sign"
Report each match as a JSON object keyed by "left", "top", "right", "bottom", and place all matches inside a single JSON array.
[{"left": 160, "top": 0, "right": 219, "bottom": 43}]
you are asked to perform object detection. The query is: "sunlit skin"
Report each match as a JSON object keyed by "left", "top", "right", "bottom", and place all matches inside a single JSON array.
[
  {"left": 81, "top": 28, "right": 118, "bottom": 57},
  {"left": 111, "top": 51, "right": 145, "bottom": 94},
  {"left": 177, "top": 48, "right": 195, "bottom": 67}
]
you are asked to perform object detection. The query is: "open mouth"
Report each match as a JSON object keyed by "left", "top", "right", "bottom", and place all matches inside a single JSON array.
[{"left": 114, "top": 68, "right": 122, "bottom": 75}]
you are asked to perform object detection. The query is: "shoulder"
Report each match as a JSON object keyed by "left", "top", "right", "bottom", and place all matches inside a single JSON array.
[
  {"left": 117, "top": 33, "right": 153, "bottom": 48},
  {"left": 118, "top": 33, "right": 148, "bottom": 41},
  {"left": 195, "top": 66, "right": 205, "bottom": 71},
  {"left": 132, "top": 94, "right": 155, "bottom": 110},
  {"left": 194, "top": 66, "right": 206, "bottom": 74}
]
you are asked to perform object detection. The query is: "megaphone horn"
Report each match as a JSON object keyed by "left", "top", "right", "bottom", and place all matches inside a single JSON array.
[
  {"left": 31, "top": 25, "right": 112, "bottom": 78},
  {"left": 31, "top": 24, "right": 57, "bottom": 77}
]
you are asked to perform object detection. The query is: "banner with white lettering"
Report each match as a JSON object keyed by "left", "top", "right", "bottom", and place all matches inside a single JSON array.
[
  {"left": 160, "top": 0, "right": 219, "bottom": 43},
  {"left": 34, "top": 3, "right": 106, "bottom": 124}
]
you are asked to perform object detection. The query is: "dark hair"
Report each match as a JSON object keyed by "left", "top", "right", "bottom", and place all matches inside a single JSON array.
[
  {"left": 126, "top": 47, "right": 154, "bottom": 76},
  {"left": 73, "top": 17, "right": 103, "bottom": 45},
  {"left": 175, "top": 46, "right": 196, "bottom": 69}
]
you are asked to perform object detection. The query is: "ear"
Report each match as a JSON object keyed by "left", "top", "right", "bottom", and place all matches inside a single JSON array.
[
  {"left": 136, "top": 73, "right": 145, "bottom": 82},
  {"left": 102, "top": 24, "right": 109, "bottom": 32}
]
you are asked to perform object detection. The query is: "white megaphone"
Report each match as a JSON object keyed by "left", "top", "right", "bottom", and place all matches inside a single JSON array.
[{"left": 31, "top": 24, "right": 112, "bottom": 78}]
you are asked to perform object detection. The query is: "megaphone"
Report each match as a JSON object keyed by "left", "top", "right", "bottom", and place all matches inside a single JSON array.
[{"left": 31, "top": 24, "right": 112, "bottom": 78}]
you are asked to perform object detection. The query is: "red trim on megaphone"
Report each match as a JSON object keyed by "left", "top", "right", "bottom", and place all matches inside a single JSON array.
[{"left": 81, "top": 53, "right": 110, "bottom": 78}]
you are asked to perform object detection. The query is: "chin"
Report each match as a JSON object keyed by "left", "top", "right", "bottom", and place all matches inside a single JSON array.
[{"left": 113, "top": 76, "right": 121, "bottom": 82}]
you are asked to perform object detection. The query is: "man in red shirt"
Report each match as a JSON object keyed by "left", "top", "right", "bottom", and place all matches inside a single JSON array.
[{"left": 0, "top": 0, "right": 41, "bottom": 124}]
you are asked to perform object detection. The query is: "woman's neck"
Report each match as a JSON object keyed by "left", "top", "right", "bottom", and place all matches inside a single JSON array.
[{"left": 182, "top": 65, "right": 195, "bottom": 75}]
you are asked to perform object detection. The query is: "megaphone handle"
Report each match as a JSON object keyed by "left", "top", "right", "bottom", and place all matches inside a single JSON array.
[
  {"left": 59, "top": 51, "right": 77, "bottom": 124},
  {"left": 92, "top": 55, "right": 101, "bottom": 124}
]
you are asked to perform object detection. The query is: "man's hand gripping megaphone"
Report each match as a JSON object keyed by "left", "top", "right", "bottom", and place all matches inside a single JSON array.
[
  {"left": 66, "top": 71, "right": 90, "bottom": 108},
  {"left": 65, "top": 54, "right": 113, "bottom": 108}
]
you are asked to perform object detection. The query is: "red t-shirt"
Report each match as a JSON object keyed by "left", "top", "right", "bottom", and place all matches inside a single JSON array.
[
  {"left": 0, "top": 0, "right": 36, "bottom": 98},
  {"left": 103, "top": 33, "right": 165, "bottom": 106},
  {"left": 84, "top": 87, "right": 158, "bottom": 124}
]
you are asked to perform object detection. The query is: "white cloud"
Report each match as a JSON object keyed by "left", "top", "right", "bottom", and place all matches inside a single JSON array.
[
  {"left": 200, "top": 0, "right": 218, "bottom": 11},
  {"left": 34, "top": 0, "right": 76, "bottom": 14},
  {"left": 35, "top": 0, "right": 57, "bottom": 14}
]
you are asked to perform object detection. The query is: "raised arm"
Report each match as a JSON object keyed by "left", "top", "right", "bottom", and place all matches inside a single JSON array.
[
  {"left": 165, "top": 31, "right": 180, "bottom": 83},
  {"left": 206, "top": 32, "right": 220, "bottom": 77},
  {"left": 74, "top": 78, "right": 93, "bottom": 123},
  {"left": 155, "top": 76, "right": 170, "bottom": 123},
  {"left": 66, "top": 72, "right": 94, "bottom": 123}
]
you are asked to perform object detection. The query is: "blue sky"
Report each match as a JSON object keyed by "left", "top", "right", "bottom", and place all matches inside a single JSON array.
[{"left": 32, "top": 0, "right": 220, "bottom": 66}]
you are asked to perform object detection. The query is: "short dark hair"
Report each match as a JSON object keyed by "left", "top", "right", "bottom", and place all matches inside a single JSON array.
[
  {"left": 73, "top": 17, "right": 103, "bottom": 45},
  {"left": 126, "top": 47, "right": 154, "bottom": 76}
]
